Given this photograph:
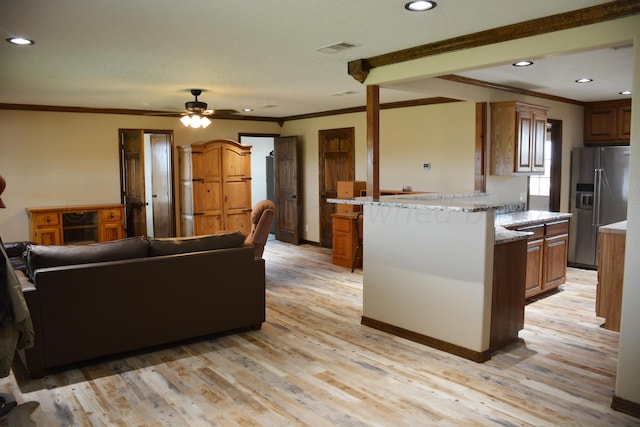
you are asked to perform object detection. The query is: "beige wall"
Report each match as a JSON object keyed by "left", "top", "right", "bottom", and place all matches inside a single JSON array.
[
  {"left": 0, "top": 85, "right": 585, "bottom": 246},
  {"left": 0, "top": 109, "right": 280, "bottom": 241},
  {"left": 282, "top": 90, "right": 583, "bottom": 243},
  {"left": 282, "top": 102, "right": 477, "bottom": 243}
]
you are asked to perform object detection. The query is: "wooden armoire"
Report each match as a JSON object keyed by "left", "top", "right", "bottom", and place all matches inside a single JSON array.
[{"left": 179, "top": 139, "right": 252, "bottom": 237}]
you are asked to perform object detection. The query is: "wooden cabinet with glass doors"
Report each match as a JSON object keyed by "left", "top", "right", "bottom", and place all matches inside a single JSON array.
[{"left": 27, "top": 204, "right": 125, "bottom": 246}]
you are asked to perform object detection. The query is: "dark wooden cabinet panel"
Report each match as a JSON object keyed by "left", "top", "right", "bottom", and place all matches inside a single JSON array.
[
  {"left": 584, "top": 99, "right": 631, "bottom": 144},
  {"left": 510, "top": 219, "right": 569, "bottom": 299},
  {"left": 525, "top": 239, "right": 544, "bottom": 298},
  {"left": 491, "top": 239, "right": 527, "bottom": 352}
]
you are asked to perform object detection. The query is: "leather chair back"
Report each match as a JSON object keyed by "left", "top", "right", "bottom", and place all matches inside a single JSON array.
[{"left": 244, "top": 200, "right": 276, "bottom": 258}]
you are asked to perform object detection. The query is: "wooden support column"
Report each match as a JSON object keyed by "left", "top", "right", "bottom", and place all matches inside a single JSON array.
[
  {"left": 366, "top": 85, "right": 380, "bottom": 199},
  {"left": 475, "top": 102, "right": 487, "bottom": 193}
]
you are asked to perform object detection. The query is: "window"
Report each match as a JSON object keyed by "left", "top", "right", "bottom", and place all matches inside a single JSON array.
[{"left": 529, "top": 139, "right": 551, "bottom": 196}]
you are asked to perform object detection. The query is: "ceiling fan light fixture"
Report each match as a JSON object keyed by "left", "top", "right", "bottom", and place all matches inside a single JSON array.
[
  {"left": 180, "top": 115, "right": 191, "bottom": 127},
  {"left": 189, "top": 115, "right": 202, "bottom": 128},
  {"left": 200, "top": 116, "right": 211, "bottom": 128}
]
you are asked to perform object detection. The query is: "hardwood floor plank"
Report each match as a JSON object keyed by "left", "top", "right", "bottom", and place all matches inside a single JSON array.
[{"left": 1, "top": 240, "right": 638, "bottom": 426}]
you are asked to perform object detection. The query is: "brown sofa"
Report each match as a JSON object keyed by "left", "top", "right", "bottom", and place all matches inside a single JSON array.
[{"left": 15, "top": 233, "right": 265, "bottom": 378}]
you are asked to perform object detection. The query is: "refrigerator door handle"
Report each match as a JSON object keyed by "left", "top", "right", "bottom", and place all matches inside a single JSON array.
[{"left": 593, "top": 168, "right": 602, "bottom": 226}]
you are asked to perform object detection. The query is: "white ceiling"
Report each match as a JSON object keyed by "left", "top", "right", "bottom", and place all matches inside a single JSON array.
[{"left": 0, "top": 0, "right": 632, "bottom": 119}]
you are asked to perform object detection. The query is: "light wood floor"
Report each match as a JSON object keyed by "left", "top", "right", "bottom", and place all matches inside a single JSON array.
[{"left": 2, "top": 239, "right": 638, "bottom": 426}]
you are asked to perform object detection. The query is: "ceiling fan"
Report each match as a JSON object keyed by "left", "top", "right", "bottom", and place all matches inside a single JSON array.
[
  {"left": 178, "top": 89, "right": 238, "bottom": 128},
  {"left": 146, "top": 89, "right": 238, "bottom": 128}
]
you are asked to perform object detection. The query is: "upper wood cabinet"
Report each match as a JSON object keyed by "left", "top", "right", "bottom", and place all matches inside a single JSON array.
[
  {"left": 179, "top": 139, "right": 252, "bottom": 237},
  {"left": 584, "top": 99, "right": 632, "bottom": 144},
  {"left": 490, "top": 101, "right": 549, "bottom": 175}
]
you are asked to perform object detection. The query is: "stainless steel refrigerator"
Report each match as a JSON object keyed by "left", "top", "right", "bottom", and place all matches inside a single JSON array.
[{"left": 568, "top": 146, "right": 630, "bottom": 269}]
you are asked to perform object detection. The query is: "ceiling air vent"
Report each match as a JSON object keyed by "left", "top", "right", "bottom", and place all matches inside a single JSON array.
[{"left": 315, "top": 41, "right": 357, "bottom": 54}]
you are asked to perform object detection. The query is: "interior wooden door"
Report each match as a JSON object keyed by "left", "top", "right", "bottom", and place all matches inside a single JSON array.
[
  {"left": 319, "top": 128, "right": 355, "bottom": 248},
  {"left": 274, "top": 136, "right": 300, "bottom": 244},
  {"left": 120, "top": 129, "right": 147, "bottom": 237},
  {"left": 150, "top": 133, "right": 174, "bottom": 237}
]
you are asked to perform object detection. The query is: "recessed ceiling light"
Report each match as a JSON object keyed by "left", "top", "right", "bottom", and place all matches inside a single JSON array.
[
  {"left": 575, "top": 78, "right": 593, "bottom": 83},
  {"left": 242, "top": 108, "right": 253, "bottom": 112},
  {"left": 619, "top": 90, "right": 632, "bottom": 95},
  {"left": 6, "top": 37, "right": 35, "bottom": 45},
  {"left": 513, "top": 61, "right": 533, "bottom": 67},
  {"left": 405, "top": 1, "right": 437, "bottom": 12}
]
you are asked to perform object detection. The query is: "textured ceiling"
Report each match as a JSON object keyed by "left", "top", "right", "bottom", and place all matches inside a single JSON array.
[{"left": 0, "top": 0, "right": 631, "bottom": 119}]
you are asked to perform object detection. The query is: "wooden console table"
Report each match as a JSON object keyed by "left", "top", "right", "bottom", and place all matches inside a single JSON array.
[
  {"left": 27, "top": 204, "right": 126, "bottom": 245},
  {"left": 596, "top": 220, "right": 626, "bottom": 332}
]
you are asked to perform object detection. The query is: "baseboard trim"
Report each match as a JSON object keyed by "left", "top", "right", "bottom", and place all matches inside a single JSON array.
[
  {"left": 361, "top": 316, "right": 491, "bottom": 363},
  {"left": 612, "top": 394, "right": 640, "bottom": 419}
]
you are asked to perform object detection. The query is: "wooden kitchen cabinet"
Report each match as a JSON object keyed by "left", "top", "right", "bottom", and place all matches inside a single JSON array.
[
  {"left": 596, "top": 221, "right": 626, "bottom": 331},
  {"left": 509, "top": 219, "right": 569, "bottom": 299},
  {"left": 584, "top": 99, "right": 631, "bottom": 144},
  {"left": 331, "top": 212, "right": 361, "bottom": 268},
  {"left": 179, "top": 139, "right": 252, "bottom": 237},
  {"left": 491, "top": 238, "right": 527, "bottom": 352},
  {"left": 27, "top": 204, "right": 125, "bottom": 246},
  {"left": 336, "top": 181, "right": 366, "bottom": 213},
  {"left": 490, "top": 101, "right": 549, "bottom": 175}
]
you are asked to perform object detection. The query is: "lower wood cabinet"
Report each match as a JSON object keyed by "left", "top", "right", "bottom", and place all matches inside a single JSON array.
[
  {"left": 491, "top": 238, "right": 527, "bottom": 352},
  {"left": 508, "top": 219, "right": 569, "bottom": 299},
  {"left": 596, "top": 222, "right": 626, "bottom": 332},
  {"left": 331, "top": 212, "right": 361, "bottom": 269},
  {"left": 27, "top": 204, "right": 126, "bottom": 245}
]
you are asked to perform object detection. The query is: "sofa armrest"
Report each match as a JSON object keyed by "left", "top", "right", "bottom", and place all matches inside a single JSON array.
[
  {"left": 16, "top": 270, "right": 45, "bottom": 378},
  {"left": 2, "top": 241, "right": 32, "bottom": 258}
]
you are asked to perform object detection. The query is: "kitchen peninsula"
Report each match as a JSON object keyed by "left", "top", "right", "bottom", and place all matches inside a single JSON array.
[{"left": 329, "top": 193, "right": 570, "bottom": 362}]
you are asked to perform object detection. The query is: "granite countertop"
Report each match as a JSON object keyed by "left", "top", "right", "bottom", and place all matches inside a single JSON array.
[
  {"left": 495, "top": 210, "right": 572, "bottom": 228},
  {"left": 329, "top": 195, "right": 573, "bottom": 244},
  {"left": 493, "top": 210, "right": 572, "bottom": 244},
  {"left": 328, "top": 192, "right": 525, "bottom": 213},
  {"left": 599, "top": 220, "right": 627, "bottom": 235},
  {"left": 494, "top": 227, "right": 532, "bottom": 244}
]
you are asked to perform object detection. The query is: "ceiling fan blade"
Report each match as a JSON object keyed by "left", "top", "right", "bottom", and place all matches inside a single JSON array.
[
  {"left": 206, "top": 109, "right": 239, "bottom": 116},
  {"left": 142, "top": 111, "right": 184, "bottom": 116}
]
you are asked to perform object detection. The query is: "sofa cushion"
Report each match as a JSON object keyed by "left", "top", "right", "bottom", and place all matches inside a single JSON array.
[
  {"left": 26, "top": 237, "right": 149, "bottom": 282},
  {"left": 147, "top": 232, "right": 245, "bottom": 257}
]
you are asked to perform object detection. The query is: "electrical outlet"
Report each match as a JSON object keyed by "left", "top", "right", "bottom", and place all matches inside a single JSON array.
[
  {"left": 423, "top": 162, "right": 431, "bottom": 170},
  {"left": 305, "top": 224, "right": 309, "bottom": 232}
]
